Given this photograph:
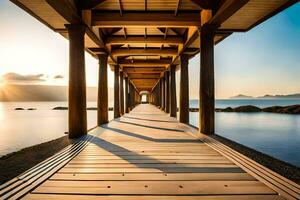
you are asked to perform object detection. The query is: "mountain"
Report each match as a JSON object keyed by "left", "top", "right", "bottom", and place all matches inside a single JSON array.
[
  {"left": 0, "top": 84, "right": 114, "bottom": 102},
  {"left": 230, "top": 94, "right": 254, "bottom": 99},
  {"left": 230, "top": 93, "right": 300, "bottom": 99},
  {"left": 257, "top": 93, "right": 300, "bottom": 99}
]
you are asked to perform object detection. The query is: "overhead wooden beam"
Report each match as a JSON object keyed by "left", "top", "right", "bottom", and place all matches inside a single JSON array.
[
  {"left": 92, "top": 12, "right": 201, "bottom": 27},
  {"left": 124, "top": 67, "right": 165, "bottom": 74},
  {"left": 190, "top": 0, "right": 217, "bottom": 9},
  {"left": 106, "top": 36, "right": 183, "bottom": 45},
  {"left": 118, "top": 58, "right": 172, "bottom": 65},
  {"left": 112, "top": 48, "right": 178, "bottom": 56},
  {"left": 46, "top": 0, "right": 80, "bottom": 23},
  {"left": 81, "top": 0, "right": 107, "bottom": 9},
  {"left": 209, "top": 0, "right": 249, "bottom": 26},
  {"left": 128, "top": 74, "right": 161, "bottom": 79},
  {"left": 174, "top": 0, "right": 181, "bottom": 16}
]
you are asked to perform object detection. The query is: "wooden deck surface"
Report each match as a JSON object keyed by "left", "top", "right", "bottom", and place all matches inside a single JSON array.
[{"left": 19, "top": 104, "right": 299, "bottom": 199}]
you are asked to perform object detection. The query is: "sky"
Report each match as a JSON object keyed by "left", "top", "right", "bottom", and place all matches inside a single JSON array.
[{"left": 0, "top": 0, "right": 299, "bottom": 99}]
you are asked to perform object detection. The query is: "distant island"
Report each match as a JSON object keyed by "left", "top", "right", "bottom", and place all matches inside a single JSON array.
[
  {"left": 230, "top": 93, "right": 300, "bottom": 99},
  {"left": 230, "top": 94, "right": 254, "bottom": 99}
]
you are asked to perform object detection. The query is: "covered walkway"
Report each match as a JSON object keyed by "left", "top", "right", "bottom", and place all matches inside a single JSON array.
[{"left": 11, "top": 104, "right": 298, "bottom": 200}]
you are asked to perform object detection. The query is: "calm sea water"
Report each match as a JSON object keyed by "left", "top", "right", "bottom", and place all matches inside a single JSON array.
[
  {"left": 190, "top": 99, "right": 300, "bottom": 167},
  {"left": 0, "top": 100, "right": 299, "bottom": 167},
  {"left": 0, "top": 102, "right": 113, "bottom": 156}
]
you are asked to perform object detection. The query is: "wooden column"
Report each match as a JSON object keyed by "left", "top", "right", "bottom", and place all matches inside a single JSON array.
[
  {"left": 170, "top": 65, "right": 177, "bottom": 118},
  {"left": 161, "top": 77, "right": 165, "bottom": 110},
  {"left": 179, "top": 54, "right": 189, "bottom": 123},
  {"left": 97, "top": 53, "right": 108, "bottom": 125},
  {"left": 66, "top": 24, "right": 87, "bottom": 139},
  {"left": 158, "top": 80, "right": 161, "bottom": 108},
  {"left": 129, "top": 83, "right": 133, "bottom": 110},
  {"left": 200, "top": 24, "right": 215, "bottom": 134},
  {"left": 165, "top": 71, "right": 170, "bottom": 113},
  {"left": 120, "top": 71, "right": 124, "bottom": 115},
  {"left": 114, "top": 65, "right": 121, "bottom": 118},
  {"left": 125, "top": 77, "right": 129, "bottom": 113}
]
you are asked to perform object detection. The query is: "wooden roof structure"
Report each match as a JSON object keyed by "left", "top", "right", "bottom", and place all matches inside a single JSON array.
[{"left": 11, "top": 0, "right": 298, "bottom": 92}]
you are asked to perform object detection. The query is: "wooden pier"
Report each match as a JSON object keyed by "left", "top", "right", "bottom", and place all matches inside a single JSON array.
[
  {"left": 3, "top": 0, "right": 300, "bottom": 199},
  {"left": 1, "top": 104, "right": 299, "bottom": 199}
]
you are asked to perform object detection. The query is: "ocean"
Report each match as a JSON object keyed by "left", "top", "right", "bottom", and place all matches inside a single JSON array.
[{"left": 0, "top": 99, "right": 299, "bottom": 167}]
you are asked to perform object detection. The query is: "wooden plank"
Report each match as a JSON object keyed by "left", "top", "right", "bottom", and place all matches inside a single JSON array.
[
  {"left": 24, "top": 194, "right": 285, "bottom": 200},
  {"left": 92, "top": 12, "right": 201, "bottom": 27},
  {"left": 68, "top": 159, "right": 230, "bottom": 164},
  {"left": 58, "top": 167, "right": 243, "bottom": 173},
  {"left": 106, "top": 36, "right": 184, "bottom": 45},
  {"left": 112, "top": 48, "right": 178, "bottom": 56},
  {"left": 77, "top": 152, "right": 221, "bottom": 156},
  {"left": 72, "top": 155, "right": 227, "bottom": 160},
  {"left": 33, "top": 180, "right": 276, "bottom": 195},
  {"left": 63, "top": 163, "right": 237, "bottom": 168},
  {"left": 50, "top": 172, "right": 255, "bottom": 181}
]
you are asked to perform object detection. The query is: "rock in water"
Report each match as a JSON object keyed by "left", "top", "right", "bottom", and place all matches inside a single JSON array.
[
  {"left": 233, "top": 105, "right": 261, "bottom": 112},
  {"left": 53, "top": 107, "right": 68, "bottom": 110},
  {"left": 14, "top": 108, "right": 25, "bottom": 110}
]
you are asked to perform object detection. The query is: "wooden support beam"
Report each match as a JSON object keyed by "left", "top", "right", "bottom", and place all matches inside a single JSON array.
[
  {"left": 128, "top": 74, "right": 160, "bottom": 79},
  {"left": 170, "top": 65, "right": 177, "bottom": 117},
  {"left": 165, "top": 71, "right": 170, "bottom": 113},
  {"left": 157, "top": 79, "right": 162, "bottom": 108},
  {"left": 200, "top": 24, "right": 215, "bottom": 134},
  {"left": 161, "top": 77, "right": 165, "bottom": 110},
  {"left": 97, "top": 53, "right": 109, "bottom": 125},
  {"left": 125, "top": 77, "right": 129, "bottom": 113},
  {"left": 120, "top": 71, "right": 124, "bottom": 115},
  {"left": 114, "top": 65, "right": 121, "bottom": 118},
  {"left": 112, "top": 48, "right": 178, "bottom": 56},
  {"left": 190, "top": 0, "right": 217, "bottom": 9},
  {"left": 81, "top": 0, "right": 107, "bottom": 9},
  {"left": 209, "top": 0, "right": 250, "bottom": 26},
  {"left": 92, "top": 12, "right": 201, "bottom": 27},
  {"left": 123, "top": 67, "right": 165, "bottom": 74},
  {"left": 66, "top": 24, "right": 87, "bottom": 138},
  {"left": 106, "top": 36, "right": 183, "bottom": 45},
  {"left": 46, "top": 0, "right": 80, "bottom": 23},
  {"left": 179, "top": 54, "right": 189, "bottom": 123},
  {"left": 117, "top": 58, "right": 172, "bottom": 66}
]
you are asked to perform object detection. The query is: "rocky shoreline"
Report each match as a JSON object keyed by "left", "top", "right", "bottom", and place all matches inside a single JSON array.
[
  {"left": 215, "top": 104, "right": 300, "bottom": 114},
  {"left": 189, "top": 104, "right": 300, "bottom": 114},
  {"left": 13, "top": 105, "right": 300, "bottom": 114}
]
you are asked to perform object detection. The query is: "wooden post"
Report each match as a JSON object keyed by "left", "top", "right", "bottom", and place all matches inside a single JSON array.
[
  {"left": 179, "top": 54, "right": 189, "bottom": 123},
  {"left": 120, "top": 71, "right": 124, "bottom": 115},
  {"left": 114, "top": 65, "right": 121, "bottom": 118},
  {"left": 97, "top": 53, "right": 108, "bottom": 125},
  {"left": 161, "top": 77, "right": 165, "bottom": 110},
  {"left": 170, "top": 65, "right": 177, "bottom": 118},
  {"left": 200, "top": 24, "right": 215, "bottom": 134},
  {"left": 158, "top": 80, "right": 161, "bottom": 108},
  {"left": 125, "top": 77, "right": 129, "bottom": 113},
  {"left": 129, "top": 83, "right": 133, "bottom": 110},
  {"left": 66, "top": 24, "right": 87, "bottom": 139},
  {"left": 165, "top": 71, "right": 170, "bottom": 113}
]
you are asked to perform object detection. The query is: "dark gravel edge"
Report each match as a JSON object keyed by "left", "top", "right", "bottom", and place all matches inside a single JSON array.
[
  {"left": 211, "top": 134, "right": 300, "bottom": 184},
  {"left": 0, "top": 136, "right": 71, "bottom": 185}
]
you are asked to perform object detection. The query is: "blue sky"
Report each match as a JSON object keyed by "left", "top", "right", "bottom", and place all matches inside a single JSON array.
[{"left": 0, "top": 0, "right": 299, "bottom": 98}]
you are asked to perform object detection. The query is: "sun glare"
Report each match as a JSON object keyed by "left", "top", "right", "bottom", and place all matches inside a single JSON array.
[{"left": 0, "top": 77, "right": 5, "bottom": 88}]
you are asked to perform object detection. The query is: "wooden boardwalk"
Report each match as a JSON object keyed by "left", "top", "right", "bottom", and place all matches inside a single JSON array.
[{"left": 2, "top": 104, "right": 300, "bottom": 199}]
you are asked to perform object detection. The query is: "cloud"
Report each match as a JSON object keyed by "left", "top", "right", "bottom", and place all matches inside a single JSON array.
[
  {"left": 54, "top": 75, "right": 64, "bottom": 79},
  {"left": 2, "top": 72, "right": 45, "bottom": 83}
]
